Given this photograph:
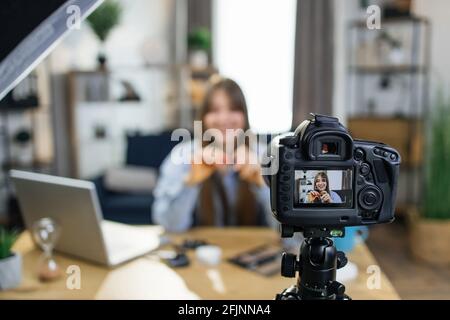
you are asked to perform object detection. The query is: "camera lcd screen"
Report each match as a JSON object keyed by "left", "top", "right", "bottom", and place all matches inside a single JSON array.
[{"left": 294, "top": 169, "right": 353, "bottom": 208}]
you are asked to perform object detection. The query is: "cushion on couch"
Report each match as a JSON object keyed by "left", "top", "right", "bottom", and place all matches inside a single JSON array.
[
  {"left": 104, "top": 166, "right": 157, "bottom": 194},
  {"left": 93, "top": 132, "right": 182, "bottom": 225}
]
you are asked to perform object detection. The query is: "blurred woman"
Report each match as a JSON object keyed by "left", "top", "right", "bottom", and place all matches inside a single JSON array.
[{"left": 152, "top": 78, "right": 274, "bottom": 232}]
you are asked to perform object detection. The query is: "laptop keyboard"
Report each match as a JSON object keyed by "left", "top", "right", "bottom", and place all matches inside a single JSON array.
[{"left": 101, "top": 221, "right": 160, "bottom": 256}]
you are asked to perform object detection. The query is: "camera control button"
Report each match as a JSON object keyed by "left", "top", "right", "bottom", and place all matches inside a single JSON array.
[
  {"left": 360, "top": 163, "right": 370, "bottom": 176},
  {"left": 383, "top": 151, "right": 389, "bottom": 157},
  {"left": 374, "top": 148, "right": 381, "bottom": 155},
  {"left": 364, "top": 193, "right": 377, "bottom": 205},
  {"left": 359, "top": 186, "right": 383, "bottom": 211},
  {"left": 354, "top": 148, "right": 364, "bottom": 161},
  {"left": 390, "top": 154, "right": 397, "bottom": 161}
]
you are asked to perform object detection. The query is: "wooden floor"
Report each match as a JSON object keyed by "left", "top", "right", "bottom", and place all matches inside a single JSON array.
[{"left": 366, "top": 218, "right": 450, "bottom": 300}]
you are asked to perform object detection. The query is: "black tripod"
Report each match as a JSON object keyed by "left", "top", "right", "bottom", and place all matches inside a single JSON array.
[{"left": 276, "top": 227, "right": 351, "bottom": 300}]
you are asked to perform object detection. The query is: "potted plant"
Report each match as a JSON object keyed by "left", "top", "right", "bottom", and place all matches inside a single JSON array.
[
  {"left": 86, "top": 0, "right": 122, "bottom": 70},
  {"left": 0, "top": 227, "right": 21, "bottom": 290},
  {"left": 409, "top": 93, "right": 450, "bottom": 266},
  {"left": 188, "top": 27, "right": 211, "bottom": 69}
]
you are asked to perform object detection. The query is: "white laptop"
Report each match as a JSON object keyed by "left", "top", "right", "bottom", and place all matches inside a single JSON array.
[{"left": 10, "top": 170, "right": 161, "bottom": 267}]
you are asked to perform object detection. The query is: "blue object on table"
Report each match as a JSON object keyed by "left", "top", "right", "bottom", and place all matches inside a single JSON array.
[{"left": 333, "top": 226, "right": 369, "bottom": 253}]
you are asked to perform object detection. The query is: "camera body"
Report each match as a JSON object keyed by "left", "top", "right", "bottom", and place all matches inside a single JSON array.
[{"left": 267, "top": 114, "right": 400, "bottom": 231}]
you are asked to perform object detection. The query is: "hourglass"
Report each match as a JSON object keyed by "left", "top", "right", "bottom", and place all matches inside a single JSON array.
[{"left": 32, "top": 218, "right": 61, "bottom": 281}]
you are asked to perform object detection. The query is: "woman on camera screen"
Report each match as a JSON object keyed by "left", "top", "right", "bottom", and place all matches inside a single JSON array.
[
  {"left": 307, "top": 172, "right": 343, "bottom": 204},
  {"left": 152, "top": 78, "right": 274, "bottom": 232}
]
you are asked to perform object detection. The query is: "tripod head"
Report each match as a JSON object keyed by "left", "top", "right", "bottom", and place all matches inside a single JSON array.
[{"left": 276, "top": 227, "right": 351, "bottom": 300}]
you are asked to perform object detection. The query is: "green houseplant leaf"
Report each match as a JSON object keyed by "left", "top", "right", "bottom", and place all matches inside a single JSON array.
[
  {"left": 423, "top": 92, "right": 450, "bottom": 220},
  {"left": 188, "top": 27, "right": 211, "bottom": 52},
  {"left": 86, "top": 0, "right": 122, "bottom": 42},
  {"left": 0, "top": 227, "right": 19, "bottom": 260}
]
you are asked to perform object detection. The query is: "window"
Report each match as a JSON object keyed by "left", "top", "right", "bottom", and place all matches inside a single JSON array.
[{"left": 213, "top": 0, "right": 297, "bottom": 133}]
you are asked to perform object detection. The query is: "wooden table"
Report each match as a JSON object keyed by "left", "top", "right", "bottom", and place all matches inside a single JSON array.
[{"left": 0, "top": 227, "right": 399, "bottom": 300}]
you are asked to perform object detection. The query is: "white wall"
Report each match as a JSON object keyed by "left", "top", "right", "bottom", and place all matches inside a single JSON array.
[
  {"left": 413, "top": 0, "right": 450, "bottom": 100},
  {"left": 333, "top": 0, "right": 360, "bottom": 124},
  {"left": 213, "top": 0, "right": 297, "bottom": 133},
  {"left": 47, "top": 0, "right": 176, "bottom": 177},
  {"left": 49, "top": 0, "right": 175, "bottom": 134},
  {"left": 50, "top": 0, "right": 173, "bottom": 72}
]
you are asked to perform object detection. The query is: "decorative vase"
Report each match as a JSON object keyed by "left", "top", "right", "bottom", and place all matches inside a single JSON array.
[
  {"left": 189, "top": 50, "right": 208, "bottom": 69},
  {"left": 0, "top": 253, "right": 22, "bottom": 290}
]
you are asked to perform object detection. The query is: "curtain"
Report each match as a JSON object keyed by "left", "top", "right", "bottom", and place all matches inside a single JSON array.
[
  {"left": 292, "top": 0, "right": 334, "bottom": 128},
  {"left": 187, "top": 0, "right": 212, "bottom": 61},
  {"left": 187, "top": 0, "right": 211, "bottom": 33}
]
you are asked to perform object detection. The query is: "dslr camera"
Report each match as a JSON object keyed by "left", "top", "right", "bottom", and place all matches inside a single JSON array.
[{"left": 267, "top": 114, "right": 400, "bottom": 237}]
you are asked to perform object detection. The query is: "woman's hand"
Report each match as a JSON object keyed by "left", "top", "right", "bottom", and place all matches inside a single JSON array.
[
  {"left": 233, "top": 145, "right": 265, "bottom": 187},
  {"left": 320, "top": 191, "right": 332, "bottom": 203},
  {"left": 307, "top": 191, "right": 320, "bottom": 203},
  {"left": 309, "top": 191, "right": 320, "bottom": 198},
  {"left": 184, "top": 145, "right": 228, "bottom": 186},
  {"left": 201, "top": 144, "right": 229, "bottom": 171}
]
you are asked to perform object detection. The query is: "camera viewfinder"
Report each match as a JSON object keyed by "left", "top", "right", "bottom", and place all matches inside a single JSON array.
[{"left": 321, "top": 142, "right": 338, "bottom": 155}]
